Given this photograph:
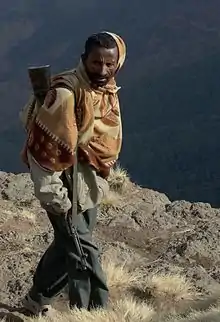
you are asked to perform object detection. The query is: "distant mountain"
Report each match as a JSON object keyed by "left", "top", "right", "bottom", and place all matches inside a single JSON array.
[{"left": 1, "top": 0, "right": 220, "bottom": 205}]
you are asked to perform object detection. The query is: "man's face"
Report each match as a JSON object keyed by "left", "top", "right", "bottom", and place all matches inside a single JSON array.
[{"left": 83, "top": 46, "right": 118, "bottom": 87}]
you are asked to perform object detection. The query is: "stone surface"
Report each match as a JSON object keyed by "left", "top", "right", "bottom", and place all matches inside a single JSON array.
[{"left": 0, "top": 171, "right": 220, "bottom": 319}]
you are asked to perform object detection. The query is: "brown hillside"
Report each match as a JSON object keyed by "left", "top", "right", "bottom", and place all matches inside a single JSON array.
[{"left": 0, "top": 169, "right": 220, "bottom": 321}]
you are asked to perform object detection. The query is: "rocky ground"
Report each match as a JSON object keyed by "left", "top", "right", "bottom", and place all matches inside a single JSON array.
[{"left": 0, "top": 170, "right": 220, "bottom": 321}]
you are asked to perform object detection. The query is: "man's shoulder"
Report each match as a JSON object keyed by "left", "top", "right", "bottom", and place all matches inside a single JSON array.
[
  {"left": 51, "top": 69, "right": 80, "bottom": 92},
  {"left": 45, "top": 87, "right": 74, "bottom": 109}
]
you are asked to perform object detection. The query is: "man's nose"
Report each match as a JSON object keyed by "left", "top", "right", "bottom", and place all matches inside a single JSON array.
[{"left": 99, "top": 64, "right": 107, "bottom": 76}]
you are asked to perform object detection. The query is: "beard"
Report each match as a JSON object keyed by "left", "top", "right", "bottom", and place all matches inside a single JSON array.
[
  {"left": 83, "top": 63, "right": 111, "bottom": 87},
  {"left": 87, "top": 71, "right": 109, "bottom": 87}
]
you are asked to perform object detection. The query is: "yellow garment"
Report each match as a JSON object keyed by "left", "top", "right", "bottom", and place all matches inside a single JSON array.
[{"left": 21, "top": 32, "right": 126, "bottom": 177}]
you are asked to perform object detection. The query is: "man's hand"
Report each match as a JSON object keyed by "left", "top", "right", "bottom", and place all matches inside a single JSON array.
[{"left": 78, "top": 145, "right": 111, "bottom": 179}]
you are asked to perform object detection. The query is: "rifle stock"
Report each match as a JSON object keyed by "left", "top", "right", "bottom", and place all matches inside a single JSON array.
[{"left": 28, "top": 65, "right": 51, "bottom": 105}]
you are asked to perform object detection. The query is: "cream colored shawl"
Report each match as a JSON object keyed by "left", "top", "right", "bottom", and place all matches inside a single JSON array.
[{"left": 20, "top": 32, "right": 126, "bottom": 177}]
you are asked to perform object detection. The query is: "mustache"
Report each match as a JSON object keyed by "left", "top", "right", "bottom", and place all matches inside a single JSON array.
[{"left": 90, "top": 74, "right": 108, "bottom": 79}]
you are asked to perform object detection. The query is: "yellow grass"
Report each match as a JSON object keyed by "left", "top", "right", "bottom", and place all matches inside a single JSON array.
[
  {"left": 167, "top": 306, "right": 220, "bottom": 322},
  {"left": 107, "top": 164, "right": 130, "bottom": 193},
  {"left": 4, "top": 198, "right": 220, "bottom": 322},
  {"left": 20, "top": 265, "right": 220, "bottom": 322},
  {"left": 27, "top": 249, "right": 220, "bottom": 322},
  {"left": 28, "top": 298, "right": 155, "bottom": 322},
  {"left": 143, "top": 273, "right": 198, "bottom": 316},
  {"left": 146, "top": 272, "right": 196, "bottom": 300},
  {"left": 100, "top": 165, "right": 130, "bottom": 209},
  {"left": 100, "top": 191, "right": 122, "bottom": 210},
  {"left": 101, "top": 251, "right": 141, "bottom": 300}
]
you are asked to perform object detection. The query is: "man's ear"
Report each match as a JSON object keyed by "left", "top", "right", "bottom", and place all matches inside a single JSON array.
[{"left": 81, "top": 53, "right": 86, "bottom": 63}]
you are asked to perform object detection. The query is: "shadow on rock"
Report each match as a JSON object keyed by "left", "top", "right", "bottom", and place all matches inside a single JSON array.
[
  {"left": 0, "top": 302, "right": 30, "bottom": 322},
  {"left": 0, "top": 312, "right": 24, "bottom": 322}
]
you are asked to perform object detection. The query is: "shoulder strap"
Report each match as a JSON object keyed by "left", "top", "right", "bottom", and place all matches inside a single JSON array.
[{"left": 51, "top": 71, "right": 82, "bottom": 131}]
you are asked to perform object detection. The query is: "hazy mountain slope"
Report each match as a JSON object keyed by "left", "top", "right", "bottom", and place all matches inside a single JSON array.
[
  {"left": 1, "top": 0, "right": 220, "bottom": 204},
  {"left": 122, "top": 52, "right": 220, "bottom": 204}
]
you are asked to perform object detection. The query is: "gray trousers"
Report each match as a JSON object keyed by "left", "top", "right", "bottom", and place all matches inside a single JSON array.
[{"left": 29, "top": 207, "right": 109, "bottom": 310}]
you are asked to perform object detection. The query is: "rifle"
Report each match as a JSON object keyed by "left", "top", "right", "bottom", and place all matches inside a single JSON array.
[
  {"left": 28, "top": 64, "right": 88, "bottom": 271},
  {"left": 28, "top": 65, "right": 51, "bottom": 105},
  {"left": 66, "top": 151, "right": 88, "bottom": 271}
]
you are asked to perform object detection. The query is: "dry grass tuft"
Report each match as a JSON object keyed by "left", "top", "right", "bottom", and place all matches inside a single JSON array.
[
  {"left": 29, "top": 297, "right": 155, "bottom": 322},
  {"left": 100, "top": 191, "right": 122, "bottom": 210},
  {"left": 132, "top": 273, "right": 198, "bottom": 315},
  {"left": 166, "top": 306, "right": 220, "bottom": 322},
  {"left": 107, "top": 164, "right": 130, "bottom": 194},
  {"left": 17, "top": 267, "right": 220, "bottom": 322},
  {"left": 188, "top": 290, "right": 220, "bottom": 313},
  {"left": 101, "top": 251, "right": 141, "bottom": 301},
  {"left": 112, "top": 297, "right": 155, "bottom": 321},
  {"left": 11, "top": 250, "right": 220, "bottom": 322},
  {"left": 100, "top": 164, "right": 130, "bottom": 209},
  {"left": 146, "top": 273, "right": 196, "bottom": 301}
]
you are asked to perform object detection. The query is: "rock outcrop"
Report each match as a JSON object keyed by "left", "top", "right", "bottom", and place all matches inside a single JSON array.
[{"left": 0, "top": 171, "right": 220, "bottom": 321}]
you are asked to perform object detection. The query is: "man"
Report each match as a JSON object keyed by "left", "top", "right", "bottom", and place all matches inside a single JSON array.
[{"left": 19, "top": 31, "right": 126, "bottom": 317}]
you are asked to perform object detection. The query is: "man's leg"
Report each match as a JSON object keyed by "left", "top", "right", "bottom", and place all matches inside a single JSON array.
[
  {"left": 30, "top": 212, "right": 92, "bottom": 310},
  {"left": 24, "top": 213, "right": 69, "bottom": 313},
  {"left": 68, "top": 207, "right": 109, "bottom": 310},
  {"left": 25, "top": 208, "right": 108, "bottom": 312},
  {"left": 65, "top": 213, "right": 91, "bottom": 309},
  {"left": 29, "top": 240, "right": 68, "bottom": 304},
  {"left": 83, "top": 208, "right": 109, "bottom": 309}
]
